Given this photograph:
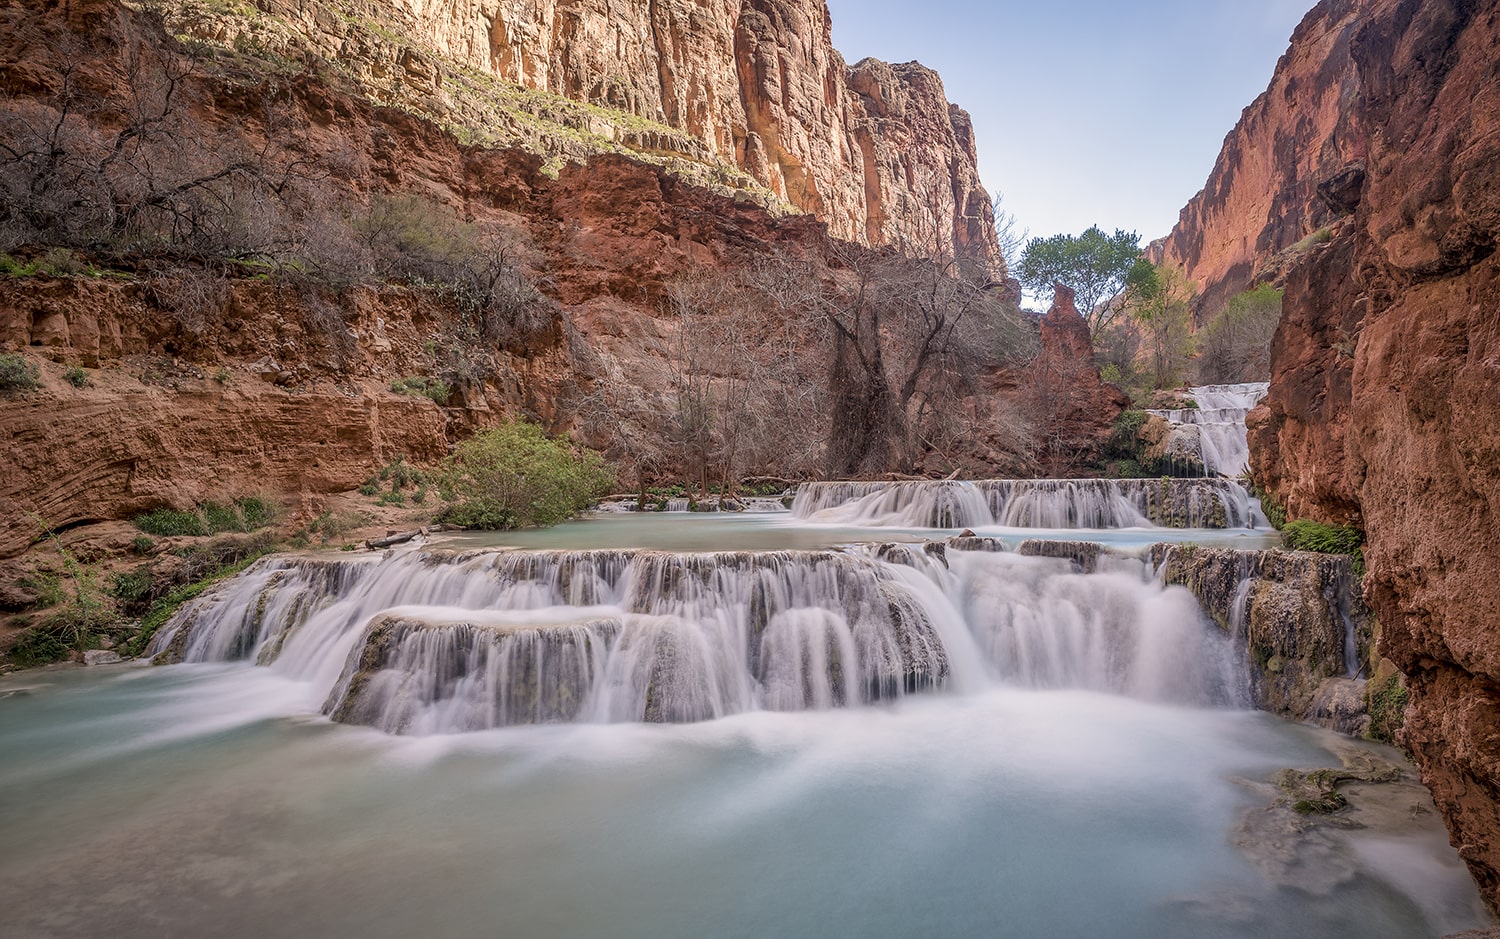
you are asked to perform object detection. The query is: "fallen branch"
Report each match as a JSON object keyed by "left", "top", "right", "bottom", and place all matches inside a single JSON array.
[{"left": 365, "top": 528, "right": 427, "bottom": 550}]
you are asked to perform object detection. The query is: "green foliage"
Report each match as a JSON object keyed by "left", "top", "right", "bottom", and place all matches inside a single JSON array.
[
  {"left": 358, "top": 481, "right": 380, "bottom": 497},
  {"left": 134, "top": 508, "right": 208, "bottom": 537},
  {"left": 134, "top": 497, "right": 277, "bottom": 538},
  {"left": 354, "top": 194, "right": 546, "bottom": 340},
  {"left": 1366, "top": 670, "right": 1409, "bottom": 743},
  {"left": 1125, "top": 261, "right": 1196, "bottom": 390},
  {"left": 377, "top": 491, "right": 406, "bottom": 507},
  {"left": 1198, "top": 284, "right": 1282, "bottom": 384},
  {"left": 378, "top": 456, "right": 427, "bottom": 490},
  {"left": 0, "top": 353, "right": 41, "bottom": 392},
  {"left": 1290, "top": 228, "right": 1333, "bottom": 254},
  {"left": 200, "top": 501, "right": 241, "bottom": 533},
  {"left": 235, "top": 496, "right": 278, "bottom": 530},
  {"left": 131, "top": 534, "right": 157, "bottom": 554},
  {"left": 1259, "top": 490, "right": 1288, "bottom": 531},
  {"left": 1282, "top": 519, "right": 1365, "bottom": 576},
  {"left": 437, "top": 420, "right": 616, "bottom": 530},
  {"left": 11, "top": 524, "right": 118, "bottom": 666},
  {"left": 108, "top": 567, "right": 156, "bottom": 607},
  {"left": 1016, "top": 226, "right": 1142, "bottom": 336},
  {"left": 127, "top": 550, "right": 273, "bottom": 657},
  {"left": 0, "top": 248, "right": 100, "bottom": 278},
  {"left": 62, "top": 365, "right": 89, "bottom": 387},
  {"left": 299, "top": 510, "right": 371, "bottom": 544},
  {"left": 390, "top": 375, "right": 451, "bottom": 404}
]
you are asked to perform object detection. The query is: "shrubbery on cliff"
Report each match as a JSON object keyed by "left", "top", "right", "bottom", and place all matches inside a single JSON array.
[{"left": 437, "top": 421, "right": 615, "bottom": 530}]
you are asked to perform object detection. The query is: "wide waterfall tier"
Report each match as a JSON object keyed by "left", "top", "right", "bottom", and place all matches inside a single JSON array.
[
  {"left": 146, "top": 542, "right": 1246, "bottom": 734},
  {"left": 791, "top": 478, "right": 1263, "bottom": 529},
  {"left": 1146, "top": 382, "right": 1270, "bottom": 478}
]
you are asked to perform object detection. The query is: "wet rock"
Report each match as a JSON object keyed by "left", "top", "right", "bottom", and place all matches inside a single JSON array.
[
  {"left": 1153, "top": 544, "right": 1371, "bottom": 724},
  {"left": 1017, "top": 540, "right": 1103, "bottom": 574},
  {"left": 81, "top": 650, "right": 122, "bottom": 666}
]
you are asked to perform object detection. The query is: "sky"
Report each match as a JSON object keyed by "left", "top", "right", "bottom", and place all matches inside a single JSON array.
[{"left": 824, "top": 0, "right": 1316, "bottom": 249}]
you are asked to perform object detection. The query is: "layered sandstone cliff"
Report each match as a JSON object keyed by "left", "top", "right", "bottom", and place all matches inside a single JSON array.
[
  {"left": 1234, "top": 0, "right": 1500, "bottom": 910},
  {"left": 0, "top": 0, "right": 1049, "bottom": 566},
  {"left": 1155, "top": 0, "right": 1366, "bottom": 318},
  {"left": 152, "top": 0, "right": 996, "bottom": 257}
]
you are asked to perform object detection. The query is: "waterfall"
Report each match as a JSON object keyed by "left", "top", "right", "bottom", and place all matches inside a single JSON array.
[
  {"left": 148, "top": 542, "right": 1246, "bottom": 734},
  {"left": 791, "top": 478, "right": 1263, "bottom": 529},
  {"left": 1146, "top": 382, "right": 1270, "bottom": 478}
]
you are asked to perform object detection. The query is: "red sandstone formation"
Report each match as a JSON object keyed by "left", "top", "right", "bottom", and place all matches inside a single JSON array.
[
  {"left": 146, "top": 0, "right": 996, "bottom": 258},
  {"left": 1026, "top": 285, "right": 1128, "bottom": 475},
  {"left": 1155, "top": 0, "right": 1367, "bottom": 318},
  {"left": 1207, "top": 0, "right": 1500, "bottom": 910}
]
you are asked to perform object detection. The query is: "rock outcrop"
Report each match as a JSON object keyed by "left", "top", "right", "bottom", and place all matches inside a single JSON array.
[
  {"left": 1153, "top": 544, "right": 1372, "bottom": 732},
  {"left": 1026, "top": 285, "right": 1129, "bottom": 474},
  {"left": 1155, "top": 0, "right": 1367, "bottom": 318},
  {"left": 151, "top": 0, "right": 996, "bottom": 257},
  {"left": 1221, "top": 0, "right": 1500, "bottom": 911}
]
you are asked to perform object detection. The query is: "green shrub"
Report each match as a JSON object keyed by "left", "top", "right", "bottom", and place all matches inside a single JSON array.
[
  {"left": 133, "top": 497, "right": 275, "bottom": 538},
  {"left": 437, "top": 420, "right": 615, "bottom": 530},
  {"left": 62, "top": 366, "right": 89, "bottom": 387},
  {"left": 378, "top": 456, "right": 426, "bottom": 491},
  {"left": 390, "top": 375, "right": 450, "bottom": 404},
  {"left": 0, "top": 353, "right": 41, "bottom": 393},
  {"left": 134, "top": 508, "right": 208, "bottom": 537},
  {"left": 1256, "top": 488, "right": 1287, "bottom": 530},
  {"left": 201, "top": 501, "right": 243, "bottom": 533},
  {"left": 1366, "top": 670, "right": 1409, "bottom": 743},
  {"left": 377, "top": 491, "right": 406, "bottom": 507},
  {"left": 109, "top": 567, "right": 156, "bottom": 608},
  {"left": 235, "top": 496, "right": 278, "bottom": 530},
  {"left": 131, "top": 534, "right": 157, "bottom": 554},
  {"left": 359, "top": 480, "right": 380, "bottom": 497},
  {"left": 127, "top": 547, "right": 273, "bottom": 657},
  {"left": 1282, "top": 519, "right": 1365, "bottom": 577},
  {"left": 0, "top": 252, "right": 32, "bottom": 276}
]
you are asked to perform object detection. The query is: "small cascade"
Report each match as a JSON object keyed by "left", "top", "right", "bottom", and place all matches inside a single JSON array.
[
  {"left": 792, "top": 478, "right": 1263, "bottom": 529},
  {"left": 787, "top": 480, "right": 994, "bottom": 528},
  {"left": 1151, "top": 544, "right": 1371, "bottom": 719},
  {"left": 326, "top": 615, "right": 619, "bottom": 734},
  {"left": 1146, "top": 382, "right": 1270, "bottom": 478},
  {"left": 149, "top": 541, "right": 1247, "bottom": 735}
]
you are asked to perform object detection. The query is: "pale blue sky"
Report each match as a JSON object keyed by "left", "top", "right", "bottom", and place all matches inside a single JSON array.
[{"left": 825, "top": 0, "right": 1316, "bottom": 248}]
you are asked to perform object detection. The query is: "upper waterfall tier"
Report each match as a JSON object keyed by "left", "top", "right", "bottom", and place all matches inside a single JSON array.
[
  {"left": 1146, "top": 383, "right": 1270, "bottom": 478},
  {"left": 790, "top": 478, "right": 1264, "bottom": 530},
  {"left": 147, "top": 542, "right": 1246, "bottom": 734}
]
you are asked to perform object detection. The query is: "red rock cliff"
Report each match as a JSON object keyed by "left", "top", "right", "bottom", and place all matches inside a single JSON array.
[
  {"left": 154, "top": 0, "right": 996, "bottom": 258},
  {"left": 1156, "top": 0, "right": 1366, "bottom": 318},
  {"left": 1241, "top": 0, "right": 1500, "bottom": 909}
]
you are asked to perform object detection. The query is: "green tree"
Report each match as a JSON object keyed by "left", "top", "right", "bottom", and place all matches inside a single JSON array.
[
  {"left": 1016, "top": 226, "right": 1142, "bottom": 338},
  {"left": 1126, "top": 260, "right": 1195, "bottom": 390},
  {"left": 437, "top": 421, "right": 616, "bottom": 530},
  {"left": 1196, "top": 283, "right": 1282, "bottom": 383}
]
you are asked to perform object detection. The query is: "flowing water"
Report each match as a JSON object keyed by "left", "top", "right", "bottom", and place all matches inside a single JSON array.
[
  {"left": 1147, "top": 383, "right": 1272, "bottom": 478},
  {"left": 0, "top": 505, "right": 1488, "bottom": 937}
]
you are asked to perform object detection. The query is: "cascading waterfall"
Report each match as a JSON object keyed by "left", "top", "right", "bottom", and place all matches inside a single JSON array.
[
  {"left": 791, "top": 477, "right": 1263, "bottom": 529},
  {"left": 1147, "top": 382, "right": 1270, "bottom": 478},
  {"left": 147, "top": 541, "right": 1246, "bottom": 735}
]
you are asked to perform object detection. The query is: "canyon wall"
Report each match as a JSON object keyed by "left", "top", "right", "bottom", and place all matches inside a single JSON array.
[
  {"left": 1155, "top": 0, "right": 1366, "bottom": 318},
  {"left": 157, "top": 0, "right": 996, "bottom": 258},
  {"left": 0, "top": 0, "right": 1073, "bottom": 563},
  {"left": 1227, "top": 0, "right": 1500, "bottom": 910}
]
